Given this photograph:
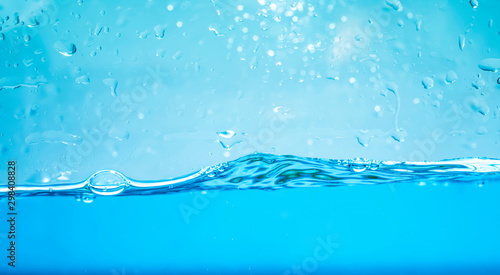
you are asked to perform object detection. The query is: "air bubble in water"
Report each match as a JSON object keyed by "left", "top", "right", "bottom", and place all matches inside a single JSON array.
[
  {"left": 445, "top": 70, "right": 458, "bottom": 83},
  {"left": 88, "top": 170, "right": 128, "bottom": 196},
  {"left": 478, "top": 58, "right": 500, "bottom": 72},
  {"left": 53, "top": 40, "right": 77, "bottom": 56},
  {"left": 469, "top": 0, "right": 478, "bottom": 8},
  {"left": 103, "top": 78, "right": 118, "bottom": 96},
  {"left": 422, "top": 77, "right": 434, "bottom": 89}
]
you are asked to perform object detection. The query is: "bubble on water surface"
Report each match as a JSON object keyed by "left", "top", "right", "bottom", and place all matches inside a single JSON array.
[{"left": 88, "top": 170, "right": 128, "bottom": 196}]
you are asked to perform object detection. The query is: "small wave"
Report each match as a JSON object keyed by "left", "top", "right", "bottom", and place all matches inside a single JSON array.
[{"left": 1, "top": 153, "right": 500, "bottom": 199}]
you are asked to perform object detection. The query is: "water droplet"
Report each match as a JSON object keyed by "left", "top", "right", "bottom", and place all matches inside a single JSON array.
[
  {"left": 154, "top": 24, "right": 166, "bottom": 39},
  {"left": 445, "top": 70, "right": 458, "bottom": 83},
  {"left": 218, "top": 140, "right": 242, "bottom": 150},
  {"left": 94, "top": 23, "right": 103, "bottom": 35},
  {"left": 75, "top": 75, "right": 90, "bottom": 84},
  {"left": 476, "top": 126, "right": 488, "bottom": 135},
  {"left": 391, "top": 128, "right": 407, "bottom": 142},
  {"left": 469, "top": 0, "right": 478, "bottom": 8},
  {"left": 156, "top": 49, "right": 166, "bottom": 58},
  {"left": 139, "top": 30, "right": 149, "bottom": 39},
  {"left": 385, "top": 82, "right": 398, "bottom": 93},
  {"left": 172, "top": 51, "right": 183, "bottom": 60},
  {"left": 467, "top": 98, "right": 489, "bottom": 115},
  {"left": 472, "top": 79, "right": 485, "bottom": 89},
  {"left": 497, "top": 77, "right": 500, "bottom": 84},
  {"left": 109, "top": 128, "right": 130, "bottom": 141},
  {"left": 458, "top": 35, "right": 465, "bottom": 51},
  {"left": 53, "top": 40, "right": 77, "bottom": 56},
  {"left": 103, "top": 78, "right": 118, "bottom": 96},
  {"left": 356, "top": 130, "right": 371, "bottom": 147},
  {"left": 88, "top": 170, "right": 128, "bottom": 196},
  {"left": 385, "top": 0, "right": 403, "bottom": 11},
  {"left": 415, "top": 15, "right": 422, "bottom": 31},
  {"left": 209, "top": 25, "right": 224, "bottom": 36},
  {"left": 422, "top": 77, "right": 434, "bottom": 89},
  {"left": 217, "top": 130, "right": 236, "bottom": 138},
  {"left": 25, "top": 131, "right": 83, "bottom": 145},
  {"left": 478, "top": 58, "right": 500, "bottom": 72}
]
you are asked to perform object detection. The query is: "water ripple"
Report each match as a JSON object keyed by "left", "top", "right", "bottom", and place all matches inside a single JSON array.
[{"left": 1, "top": 153, "right": 499, "bottom": 198}]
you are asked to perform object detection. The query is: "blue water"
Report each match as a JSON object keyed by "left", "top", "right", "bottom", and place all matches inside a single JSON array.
[{"left": 1, "top": 0, "right": 500, "bottom": 274}]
